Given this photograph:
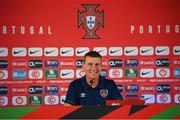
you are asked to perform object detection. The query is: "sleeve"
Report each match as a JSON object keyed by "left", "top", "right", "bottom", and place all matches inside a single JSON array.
[
  {"left": 64, "top": 82, "right": 78, "bottom": 105},
  {"left": 110, "top": 81, "right": 123, "bottom": 100}
]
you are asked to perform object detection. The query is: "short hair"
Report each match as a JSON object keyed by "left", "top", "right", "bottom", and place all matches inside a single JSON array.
[{"left": 84, "top": 51, "right": 102, "bottom": 60}]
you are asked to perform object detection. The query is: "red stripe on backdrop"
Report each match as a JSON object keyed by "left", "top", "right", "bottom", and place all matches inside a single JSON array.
[
  {"left": 100, "top": 105, "right": 173, "bottom": 119},
  {"left": 174, "top": 116, "right": 180, "bottom": 119},
  {"left": 99, "top": 105, "right": 132, "bottom": 119},
  {"left": 128, "top": 105, "right": 173, "bottom": 119},
  {"left": 20, "top": 106, "right": 81, "bottom": 119}
]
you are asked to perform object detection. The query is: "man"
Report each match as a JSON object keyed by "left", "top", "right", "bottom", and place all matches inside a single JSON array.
[{"left": 64, "top": 51, "right": 123, "bottom": 105}]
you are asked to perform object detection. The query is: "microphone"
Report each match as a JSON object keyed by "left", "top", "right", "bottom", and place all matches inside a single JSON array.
[{"left": 90, "top": 80, "right": 93, "bottom": 87}]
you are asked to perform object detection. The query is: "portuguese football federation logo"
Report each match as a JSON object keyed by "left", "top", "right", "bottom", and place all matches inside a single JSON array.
[{"left": 78, "top": 4, "right": 104, "bottom": 39}]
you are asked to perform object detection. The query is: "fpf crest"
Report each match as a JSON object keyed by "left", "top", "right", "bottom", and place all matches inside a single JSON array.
[{"left": 78, "top": 4, "right": 104, "bottom": 39}]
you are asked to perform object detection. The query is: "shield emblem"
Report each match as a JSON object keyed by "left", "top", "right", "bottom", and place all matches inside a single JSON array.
[
  {"left": 86, "top": 15, "right": 96, "bottom": 30},
  {"left": 100, "top": 89, "right": 108, "bottom": 98}
]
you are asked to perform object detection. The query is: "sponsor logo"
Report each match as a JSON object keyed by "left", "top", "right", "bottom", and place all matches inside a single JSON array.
[
  {"left": 29, "top": 70, "right": 43, "bottom": 79},
  {"left": 156, "top": 94, "right": 171, "bottom": 104},
  {"left": 45, "top": 85, "right": 58, "bottom": 94},
  {"left": 125, "top": 94, "right": 139, "bottom": 100},
  {"left": 174, "top": 59, "right": 180, "bottom": 67},
  {"left": 125, "top": 69, "right": 138, "bottom": 78},
  {"left": 45, "top": 60, "right": 58, "bottom": 68},
  {"left": 44, "top": 95, "right": 59, "bottom": 105},
  {"left": 174, "top": 68, "right": 180, "bottom": 78},
  {"left": 12, "top": 96, "right": 27, "bottom": 106},
  {"left": 60, "top": 95, "right": 66, "bottom": 104},
  {"left": 140, "top": 85, "right": 155, "bottom": 92},
  {"left": 0, "top": 48, "right": 8, "bottom": 57},
  {"left": 76, "top": 69, "right": 85, "bottom": 78},
  {"left": 76, "top": 47, "right": 89, "bottom": 56},
  {"left": 156, "top": 84, "right": 170, "bottom": 93},
  {"left": 140, "top": 58, "right": 154, "bottom": 67},
  {"left": 60, "top": 47, "right": 74, "bottom": 56},
  {"left": 140, "top": 46, "right": 154, "bottom": 56},
  {"left": 141, "top": 94, "right": 155, "bottom": 104},
  {"left": 174, "top": 85, "right": 180, "bottom": 92},
  {"left": 44, "top": 47, "right": 58, "bottom": 56},
  {"left": 45, "top": 70, "right": 58, "bottom": 79},
  {"left": 156, "top": 59, "right": 169, "bottom": 67},
  {"left": 100, "top": 89, "right": 108, "bottom": 98},
  {"left": 109, "top": 47, "right": 123, "bottom": 56},
  {"left": 109, "top": 69, "right": 123, "bottom": 78},
  {"left": 29, "top": 86, "right": 43, "bottom": 94},
  {"left": 109, "top": 59, "right": 123, "bottom": 67},
  {"left": 60, "top": 69, "right": 74, "bottom": 79},
  {"left": 93, "top": 47, "right": 107, "bottom": 56},
  {"left": 12, "top": 47, "right": 27, "bottom": 57},
  {"left": 78, "top": 4, "right": 104, "bottom": 39},
  {"left": 101, "top": 69, "right": 107, "bottom": 77},
  {"left": 174, "top": 94, "right": 180, "bottom": 103},
  {"left": 173, "top": 46, "right": 180, "bottom": 55},
  {"left": 0, "top": 86, "right": 8, "bottom": 95},
  {"left": 125, "top": 59, "right": 138, "bottom": 68},
  {"left": 28, "top": 60, "right": 43, "bottom": 68},
  {"left": 140, "top": 69, "right": 154, "bottom": 78},
  {"left": 155, "top": 46, "right": 169, "bottom": 55},
  {"left": 0, "top": 96, "right": 8, "bottom": 106},
  {"left": 124, "top": 47, "right": 138, "bottom": 56},
  {"left": 12, "top": 60, "right": 27, "bottom": 68},
  {"left": 0, "top": 70, "right": 8, "bottom": 79},
  {"left": 156, "top": 68, "right": 170, "bottom": 78},
  {"left": 125, "top": 84, "right": 138, "bottom": 93},
  {"left": 12, "top": 86, "right": 27, "bottom": 94},
  {"left": 0, "top": 60, "right": 8, "bottom": 68},
  {"left": 28, "top": 47, "right": 43, "bottom": 56},
  {"left": 29, "top": 96, "right": 42, "bottom": 105},
  {"left": 60, "top": 87, "right": 68, "bottom": 92},
  {"left": 76, "top": 59, "right": 84, "bottom": 68},
  {"left": 12, "top": 70, "right": 26, "bottom": 79},
  {"left": 60, "top": 59, "right": 74, "bottom": 68},
  {"left": 117, "top": 85, "right": 123, "bottom": 93}
]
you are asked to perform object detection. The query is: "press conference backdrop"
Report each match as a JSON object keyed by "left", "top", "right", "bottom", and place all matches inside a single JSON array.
[{"left": 0, "top": 0, "right": 180, "bottom": 107}]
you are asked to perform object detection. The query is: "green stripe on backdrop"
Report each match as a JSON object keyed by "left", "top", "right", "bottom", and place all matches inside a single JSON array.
[
  {"left": 0, "top": 106, "right": 39, "bottom": 119},
  {"left": 149, "top": 105, "right": 180, "bottom": 119}
]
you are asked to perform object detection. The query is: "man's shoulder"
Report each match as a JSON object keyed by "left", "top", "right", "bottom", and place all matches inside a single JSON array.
[
  {"left": 69, "top": 77, "right": 84, "bottom": 87},
  {"left": 103, "top": 77, "right": 115, "bottom": 84}
]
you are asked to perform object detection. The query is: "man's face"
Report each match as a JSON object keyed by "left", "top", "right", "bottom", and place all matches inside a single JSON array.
[{"left": 83, "top": 56, "right": 102, "bottom": 80}]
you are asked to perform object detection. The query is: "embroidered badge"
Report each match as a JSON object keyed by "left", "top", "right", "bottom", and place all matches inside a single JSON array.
[{"left": 100, "top": 89, "right": 108, "bottom": 98}]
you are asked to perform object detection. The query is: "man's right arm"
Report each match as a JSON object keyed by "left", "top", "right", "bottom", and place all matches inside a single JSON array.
[{"left": 64, "top": 82, "right": 77, "bottom": 106}]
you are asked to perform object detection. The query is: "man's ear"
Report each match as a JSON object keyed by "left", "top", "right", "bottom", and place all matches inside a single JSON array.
[{"left": 82, "top": 61, "right": 85, "bottom": 71}]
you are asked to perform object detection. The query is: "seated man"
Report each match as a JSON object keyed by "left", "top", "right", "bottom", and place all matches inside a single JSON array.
[{"left": 64, "top": 51, "right": 123, "bottom": 105}]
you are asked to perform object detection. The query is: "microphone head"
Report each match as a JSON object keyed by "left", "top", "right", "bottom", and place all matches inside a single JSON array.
[{"left": 90, "top": 80, "right": 93, "bottom": 84}]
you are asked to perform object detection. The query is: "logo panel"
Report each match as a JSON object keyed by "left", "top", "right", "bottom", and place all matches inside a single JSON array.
[
  {"left": 29, "top": 70, "right": 43, "bottom": 79},
  {"left": 60, "top": 47, "right": 74, "bottom": 56},
  {"left": 109, "top": 47, "right": 123, "bottom": 56},
  {"left": 44, "top": 95, "right": 59, "bottom": 105},
  {"left": 76, "top": 47, "right": 89, "bottom": 56},
  {"left": 140, "top": 69, "right": 154, "bottom": 78},
  {"left": 0, "top": 96, "right": 8, "bottom": 106},
  {"left": 28, "top": 47, "right": 43, "bottom": 56},
  {"left": 0, "top": 86, "right": 8, "bottom": 95},
  {"left": 60, "top": 69, "right": 74, "bottom": 79},
  {"left": 44, "top": 47, "right": 58, "bottom": 56},
  {"left": 156, "top": 68, "right": 170, "bottom": 78},
  {"left": 45, "top": 60, "right": 58, "bottom": 68},
  {"left": 156, "top": 94, "right": 171, "bottom": 104},
  {"left": 0, "top": 70, "right": 8, "bottom": 79},
  {"left": 93, "top": 47, "right": 107, "bottom": 56},
  {"left": 29, "top": 60, "right": 43, "bottom": 68},
  {"left": 0, "top": 48, "right": 8, "bottom": 57},
  {"left": 173, "top": 46, "right": 180, "bottom": 55},
  {"left": 12, "top": 47, "right": 27, "bottom": 57},
  {"left": 109, "top": 59, "right": 123, "bottom": 68},
  {"left": 124, "top": 47, "right": 138, "bottom": 56},
  {"left": 12, "top": 70, "right": 26, "bottom": 79},
  {"left": 140, "top": 46, "right": 154, "bottom": 56},
  {"left": 29, "top": 96, "right": 42, "bottom": 105},
  {"left": 155, "top": 46, "right": 169, "bottom": 55},
  {"left": 12, "top": 96, "right": 27, "bottom": 106},
  {"left": 78, "top": 4, "right": 104, "bottom": 39},
  {"left": 45, "top": 70, "right": 58, "bottom": 79},
  {"left": 125, "top": 69, "right": 138, "bottom": 78},
  {"left": 45, "top": 85, "right": 58, "bottom": 94},
  {"left": 109, "top": 69, "right": 123, "bottom": 78},
  {"left": 0, "top": 60, "right": 8, "bottom": 68}
]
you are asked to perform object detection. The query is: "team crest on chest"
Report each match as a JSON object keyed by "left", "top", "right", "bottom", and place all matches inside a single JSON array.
[{"left": 100, "top": 89, "right": 108, "bottom": 98}]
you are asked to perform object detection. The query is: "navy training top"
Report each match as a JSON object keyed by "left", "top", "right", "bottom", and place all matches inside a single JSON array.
[{"left": 65, "top": 76, "right": 123, "bottom": 105}]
